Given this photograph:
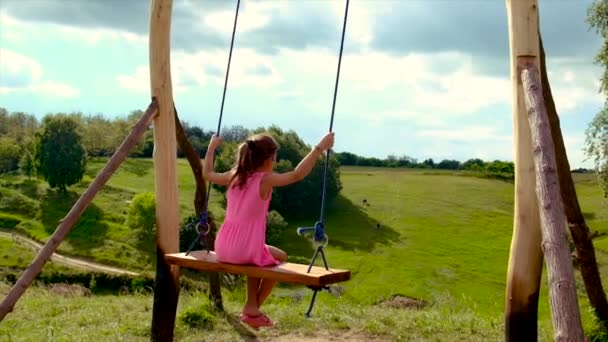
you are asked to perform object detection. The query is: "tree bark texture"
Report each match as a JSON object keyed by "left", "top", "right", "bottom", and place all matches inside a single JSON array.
[
  {"left": 539, "top": 35, "right": 608, "bottom": 324},
  {"left": 521, "top": 63, "right": 584, "bottom": 342}
]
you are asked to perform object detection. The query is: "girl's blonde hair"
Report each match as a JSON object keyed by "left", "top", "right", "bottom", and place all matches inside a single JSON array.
[{"left": 230, "top": 134, "right": 278, "bottom": 188}]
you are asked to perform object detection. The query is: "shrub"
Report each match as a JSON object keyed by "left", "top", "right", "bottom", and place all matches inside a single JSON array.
[
  {"left": 179, "top": 305, "right": 216, "bottom": 330},
  {"left": 0, "top": 137, "right": 20, "bottom": 174},
  {"left": 0, "top": 188, "right": 38, "bottom": 216},
  {"left": 0, "top": 213, "right": 21, "bottom": 229},
  {"left": 127, "top": 192, "right": 156, "bottom": 239},
  {"left": 266, "top": 210, "right": 288, "bottom": 246}
]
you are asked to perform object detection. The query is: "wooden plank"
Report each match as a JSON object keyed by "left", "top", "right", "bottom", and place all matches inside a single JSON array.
[{"left": 166, "top": 251, "right": 351, "bottom": 287}]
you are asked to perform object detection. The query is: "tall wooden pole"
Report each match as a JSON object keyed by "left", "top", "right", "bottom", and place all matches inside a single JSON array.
[
  {"left": 521, "top": 63, "right": 584, "bottom": 341},
  {"left": 504, "top": 1, "right": 543, "bottom": 340},
  {"left": 149, "top": 0, "right": 180, "bottom": 340}
]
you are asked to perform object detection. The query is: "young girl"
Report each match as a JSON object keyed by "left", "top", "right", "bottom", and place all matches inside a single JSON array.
[{"left": 203, "top": 131, "right": 335, "bottom": 329}]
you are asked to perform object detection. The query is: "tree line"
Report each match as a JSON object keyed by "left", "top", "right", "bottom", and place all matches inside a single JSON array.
[
  {"left": 0, "top": 107, "right": 602, "bottom": 195},
  {"left": 1, "top": 107, "right": 518, "bottom": 173},
  {"left": 334, "top": 151, "right": 516, "bottom": 174}
]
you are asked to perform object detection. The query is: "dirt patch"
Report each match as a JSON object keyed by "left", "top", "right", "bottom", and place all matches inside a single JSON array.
[
  {"left": 48, "top": 283, "right": 91, "bottom": 297},
  {"left": 262, "top": 331, "right": 384, "bottom": 342},
  {"left": 381, "top": 295, "right": 427, "bottom": 310}
]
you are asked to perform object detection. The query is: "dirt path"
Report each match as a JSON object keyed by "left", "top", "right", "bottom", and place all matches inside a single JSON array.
[{"left": 0, "top": 231, "right": 139, "bottom": 276}]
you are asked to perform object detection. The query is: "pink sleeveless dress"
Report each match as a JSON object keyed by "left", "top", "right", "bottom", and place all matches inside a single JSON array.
[{"left": 214, "top": 172, "right": 280, "bottom": 267}]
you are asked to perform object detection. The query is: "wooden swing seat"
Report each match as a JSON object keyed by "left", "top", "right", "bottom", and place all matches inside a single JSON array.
[{"left": 165, "top": 250, "right": 351, "bottom": 287}]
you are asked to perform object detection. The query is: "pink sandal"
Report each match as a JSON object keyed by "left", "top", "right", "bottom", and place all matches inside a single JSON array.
[{"left": 239, "top": 313, "right": 273, "bottom": 329}]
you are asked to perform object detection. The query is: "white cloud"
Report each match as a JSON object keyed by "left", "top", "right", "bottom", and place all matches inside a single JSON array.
[
  {"left": 547, "top": 58, "right": 603, "bottom": 114},
  {"left": 56, "top": 25, "right": 146, "bottom": 46},
  {"left": 0, "top": 49, "right": 78, "bottom": 98},
  {"left": 0, "top": 49, "right": 41, "bottom": 89},
  {"left": 118, "top": 48, "right": 282, "bottom": 92},
  {"left": 418, "top": 126, "right": 511, "bottom": 143},
  {"left": 327, "top": 0, "right": 380, "bottom": 48},
  {"left": 117, "top": 66, "right": 149, "bottom": 92},
  {"left": 563, "top": 133, "right": 594, "bottom": 169},
  {"left": 0, "top": 12, "right": 146, "bottom": 47},
  {"left": 203, "top": 1, "right": 276, "bottom": 35},
  {"left": 36, "top": 80, "right": 79, "bottom": 98},
  {"left": 341, "top": 51, "right": 511, "bottom": 114}
]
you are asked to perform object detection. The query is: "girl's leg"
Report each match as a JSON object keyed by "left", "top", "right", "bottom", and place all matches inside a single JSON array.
[
  {"left": 257, "top": 279, "right": 277, "bottom": 307},
  {"left": 257, "top": 245, "right": 288, "bottom": 307},
  {"left": 243, "top": 277, "right": 262, "bottom": 316}
]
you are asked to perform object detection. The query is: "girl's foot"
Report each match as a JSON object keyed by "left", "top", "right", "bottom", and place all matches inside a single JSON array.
[
  {"left": 241, "top": 305, "right": 262, "bottom": 317},
  {"left": 239, "top": 313, "right": 273, "bottom": 330}
]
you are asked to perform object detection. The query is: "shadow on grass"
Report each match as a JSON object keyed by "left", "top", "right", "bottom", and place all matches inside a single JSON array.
[
  {"left": 7, "top": 179, "right": 41, "bottom": 200},
  {"left": 39, "top": 189, "right": 109, "bottom": 251},
  {"left": 120, "top": 158, "right": 153, "bottom": 177},
  {"left": 281, "top": 194, "right": 402, "bottom": 261},
  {"left": 223, "top": 312, "right": 258, "bottom": 340},
  {"left": 583, "top": 212, "right": 596, "bottom": 221}
]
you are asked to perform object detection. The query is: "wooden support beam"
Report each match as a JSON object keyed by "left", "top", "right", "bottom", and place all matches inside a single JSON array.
[
  {"left": 148, "top": 0, "right": 180, "bottom": 341},
  {"left": 0, "top": 100, "right": 159, "bottom": 321},
  {"left": 521, "top": 63, "right": 584, "bottom": 342},
  {"left": 504, "top": 0, "right": 543, "bottom": 340}
]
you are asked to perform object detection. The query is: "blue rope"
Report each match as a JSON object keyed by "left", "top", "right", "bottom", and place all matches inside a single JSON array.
[
  {"left": 202, "top": 0, "right": 240, "bottom": 222},
  {"left": 187, "top": 0, "right": 240, "bottom": 255},
  {"left": 307, "top": 0, "right": 349, "bottom": 243}
]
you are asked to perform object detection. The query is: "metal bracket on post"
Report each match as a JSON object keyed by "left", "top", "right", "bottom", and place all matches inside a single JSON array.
[{"left": 185, "top": 212, "right": 211, "bottom": 256}]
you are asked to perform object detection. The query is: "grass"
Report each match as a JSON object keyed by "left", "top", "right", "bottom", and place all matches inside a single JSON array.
[
  {"left": 0, "top": 160, "right": 607, "bottom": 340},
  {"left": 0, "top": 282, "right": 507, "bottom": 341}
]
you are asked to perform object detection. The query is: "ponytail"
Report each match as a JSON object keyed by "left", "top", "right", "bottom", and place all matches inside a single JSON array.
[
  {"left": 230, "top": 134, "right": 279, "bottom": 188},
  {"left": 231, "top": 141, "right": 254, "bottom": 188}
]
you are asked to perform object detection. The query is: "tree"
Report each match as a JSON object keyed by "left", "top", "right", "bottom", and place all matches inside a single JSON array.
[
  {"left": 461, "top": 158, "right": 486, "bottom": 171},
  {"left": 0, "top": 137, "right": 20, "bottom": 173},
  {"left": 221, "top": 125, "right": 250, "bottom": 143},
  {"left": 398, "top": 155, "right": 417, "bottom": 168},
  {"left": 422, "top": 158, "right": 435, "bottom": 169},
  {"left": 79, "top": 113, "right": 116, "bottom": 157},
  {"left": 585, "top": 107, "right": 608, "bottom": 199},
  {"left": 335, "top": 151, "right": 359, "bottom": 165},
  {"left": 19, "top": 150, "right": 34, "bottom": 179},
  {"left": 588, "top": 0, "right": 608, "bottom": 198},
  {"left": 35, "top": 115, "right": 87, "bottom": 192},
  {"left": 437, "top": 159, "right": 461, "bottom": 170},
  {"left": 485, "top": 160, "right": 514, "bottom": 174}
]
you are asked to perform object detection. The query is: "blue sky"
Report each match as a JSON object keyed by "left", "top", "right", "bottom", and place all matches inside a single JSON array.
[{"left": 0, "top": 0, "right": 604, "bottom": 168}]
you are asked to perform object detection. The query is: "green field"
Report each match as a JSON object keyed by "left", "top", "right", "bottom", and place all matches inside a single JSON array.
[{"left": 1, "top": 159, "right": 607, "bottom": 340}]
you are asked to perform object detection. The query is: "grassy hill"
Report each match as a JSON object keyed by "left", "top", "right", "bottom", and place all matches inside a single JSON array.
[{"left": 0, "top": 159, "right": 607, "bottom": 340}]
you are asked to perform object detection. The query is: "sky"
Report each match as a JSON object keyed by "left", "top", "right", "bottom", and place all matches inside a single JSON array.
[{"left": 0, "top": 0, "right": 604, "bottom": 168}]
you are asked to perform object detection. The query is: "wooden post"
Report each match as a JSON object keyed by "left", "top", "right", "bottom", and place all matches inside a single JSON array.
[
  {"left": 540, "top": 35, "right": 608, "bottom": 324},
  {"left": 149, "top": 0, "right": 180, "bottom": 341},
  {"left": 0, "top": 100, "right": 158, "bottom": 321},
  {"left": 521, "top": 63, "right": 584, "bottom": 341},
  {"left": 504, "top": 1, "right": 544, "bottom": 340}
]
